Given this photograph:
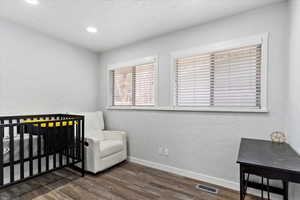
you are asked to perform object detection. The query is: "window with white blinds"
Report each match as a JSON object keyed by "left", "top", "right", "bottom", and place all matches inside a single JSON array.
[
  {"left": 110, "top": 57, "right": 156, "bottom": 107},
  {"left": 173, "top": 36, "right": 267, "bottom": 111}
]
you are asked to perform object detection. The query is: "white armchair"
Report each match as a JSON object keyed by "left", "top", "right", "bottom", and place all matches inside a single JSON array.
[{"left": 79, "top": 111, "right": 127, "bottom": 173}]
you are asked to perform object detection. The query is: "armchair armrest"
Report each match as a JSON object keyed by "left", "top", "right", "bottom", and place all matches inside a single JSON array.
[
  {"left": 84, "top": 134, "right": 104, "bottom": 161},
  {"left": 84, "top": 134, "right": 103, "bottom": 148},
  {"left": 102, "top": 130, "right": 127, "bottom": 141}
]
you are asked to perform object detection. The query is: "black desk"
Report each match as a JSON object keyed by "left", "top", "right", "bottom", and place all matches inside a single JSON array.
[{"left": 237, "top": 138, "right": 300, "bottom": 200}]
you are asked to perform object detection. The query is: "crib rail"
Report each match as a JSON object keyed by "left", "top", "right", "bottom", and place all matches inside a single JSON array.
[{"left": 0, "top": 114, "right": 85, "bottom": 188}]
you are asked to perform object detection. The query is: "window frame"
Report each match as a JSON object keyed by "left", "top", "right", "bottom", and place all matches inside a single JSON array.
[
  {"left": 107, "top": 56, "right": 159, "bottom": 109},
  {"left": 170, "top": 33, "right": 269, "bottom": 113}
]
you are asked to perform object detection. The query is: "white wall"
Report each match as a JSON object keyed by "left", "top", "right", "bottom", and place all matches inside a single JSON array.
[
  {"left": 98, "top": 2, "right": 288, "bottom": 188},
  {"left": 287, "top": 0, "right": 300, "bottom": 154},
  {"left": 0, "top": 19, "right": 99, "bottom": 114},
  {"left": 287, "top": 0, "right": 300, "bottom": 198}
]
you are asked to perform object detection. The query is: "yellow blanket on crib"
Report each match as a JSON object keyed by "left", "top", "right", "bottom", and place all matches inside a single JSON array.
[{"left": 23, "top": 119, "right": 78, "bottom": 128}]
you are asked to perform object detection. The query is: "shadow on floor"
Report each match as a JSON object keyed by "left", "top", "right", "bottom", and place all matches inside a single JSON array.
[{"left": 0, "top": 169, "right": 80, "bottom": 200}]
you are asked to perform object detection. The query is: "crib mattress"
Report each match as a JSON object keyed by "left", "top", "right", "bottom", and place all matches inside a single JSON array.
[{"left": 2, "top": 134, "right": 43, "bottom": 164}]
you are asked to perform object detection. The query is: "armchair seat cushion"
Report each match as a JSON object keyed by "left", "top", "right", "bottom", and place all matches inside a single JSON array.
[
  {"left": 99, "top": 140, "right": 124, "bottom": 158},
  {"left": 86, "top": 130, "right": 105, "bottom": 141}
]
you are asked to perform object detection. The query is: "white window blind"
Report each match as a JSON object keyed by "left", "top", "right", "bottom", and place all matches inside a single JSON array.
[
  {"left": 175, "top": 44, "right": 263, "bottom": 110},
  {"left": 112, "top": 60, "right": 155, "bottom": 106},
  {"left": 135, "top": 63, "right": 155, "bottom": 106}
]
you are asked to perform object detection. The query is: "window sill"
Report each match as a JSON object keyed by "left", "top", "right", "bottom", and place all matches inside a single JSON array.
[{"left": 106, "top": 106, "right": 269, "bottom": 113}]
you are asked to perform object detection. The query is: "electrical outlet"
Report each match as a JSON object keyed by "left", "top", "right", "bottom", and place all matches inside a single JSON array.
[
  {"left": 158, "top": 147, "right": 163, "bottom": 155},
  {"left": 164, "top": 148, "right": 169, "bottom": 156}
]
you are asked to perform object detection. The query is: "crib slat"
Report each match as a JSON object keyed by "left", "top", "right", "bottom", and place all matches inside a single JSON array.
[
  {"left": 37, "top": 124, "right": 42, "bottom": 174},
  {"left": 66, "top": 122, "right": 70, "bottom": 166},
  {"left": 16, "top": 119, "right": 20, "bottom": 134},
  {"left": 76, "top": 120, "right": 80, "bottom": 161},
  {"left": 74, "top": 121, "right": 77, "bottom": 159},
  {"left": 68, "top": 122, "right": 72, "bottom": 163},
  {"left": 71, "top": 120, "right": 75, "bottom": 163},
  {"left": 53, "top": 125, "right": 57, "bottom": 169},
  {"left": 9, "top": 124, "right": 14, "bottom": 183},
  {"left": 78, "top": 120, "right": 81, "bottom": 162},
  {"left": 59, "top": 124, "right": 63, "bottom": 168},
  {"left": 0, "top": 127, "right": 4, "bottom": 185},
  {"left": 29, "top": 128, "right": 33, "bottom": 176},
  {"left": 73, "top": 121, "right": 76, "bottom": 162},
  {"left": 20, "top": 124, "right": 24, "bottom": 180},
  {"left": 81, "top": 118, "right": 85, "bottom": 176},
  {"left": 45, "top": 125, "right": 49, "bottom": 171}
]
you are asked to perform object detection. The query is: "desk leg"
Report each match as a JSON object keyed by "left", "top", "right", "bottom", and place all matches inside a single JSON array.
[
  {"left": 283, "top": 181, "right": 289, "bottom": 200},
  {"left": 240, "top": 166, "right": 245, "bottom": 200}
]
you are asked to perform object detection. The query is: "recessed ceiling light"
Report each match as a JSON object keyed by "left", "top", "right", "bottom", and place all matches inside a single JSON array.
[
  {"left": 86, "top": 26, "right": 98, "bottom": 34},
  {"left": 24, "top": 0, "right": 40, "bottom": 5}
]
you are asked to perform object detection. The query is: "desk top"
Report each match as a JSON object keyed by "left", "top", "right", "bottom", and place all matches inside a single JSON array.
[{"left": 237, "top": 138, "right": 300, "bottom": 173}]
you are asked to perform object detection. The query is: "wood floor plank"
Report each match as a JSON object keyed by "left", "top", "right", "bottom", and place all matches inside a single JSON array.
[{"left": 0, "top": 162, "right": 260, "bottom": 200}]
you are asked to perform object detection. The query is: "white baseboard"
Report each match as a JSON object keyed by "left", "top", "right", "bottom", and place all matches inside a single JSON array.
[
  {"left": 129, "top": 156, "right": 282, "bottom": 200},
  {"left": 129, "top": 156, "right": 239, "bottom": 190}
]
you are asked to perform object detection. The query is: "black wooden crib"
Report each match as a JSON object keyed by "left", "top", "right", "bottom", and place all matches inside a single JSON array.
[{"left": 0, "top": 114, "right": 85, "bottom": 189}]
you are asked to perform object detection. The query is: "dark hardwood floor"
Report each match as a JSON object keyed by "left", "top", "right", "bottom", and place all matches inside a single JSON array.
[{"left": 0, "top": 162, "right": 258, "bottom": 200}]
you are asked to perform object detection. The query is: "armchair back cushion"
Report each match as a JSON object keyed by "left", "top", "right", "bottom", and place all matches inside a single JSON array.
[
  {"left": 85, "top": 111, "right": 104, "bottom": 131},
  {"left": 73, "top": 111, "right": 104, "bottom": 131}
]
